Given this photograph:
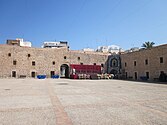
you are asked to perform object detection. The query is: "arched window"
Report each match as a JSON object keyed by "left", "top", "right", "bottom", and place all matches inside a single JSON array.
[{"left": 110, "top": 58, "right": 118, "bottom": 67}]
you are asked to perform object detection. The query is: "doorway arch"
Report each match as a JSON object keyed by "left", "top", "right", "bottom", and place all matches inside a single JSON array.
[
  {"left": 60, "top": 64, "right": 69, "bottom": 78},
  {"left": 110, "top": 69, "right": 118, "bottom": 75}
]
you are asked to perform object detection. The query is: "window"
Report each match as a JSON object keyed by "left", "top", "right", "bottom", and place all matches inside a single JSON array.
[
  {"left": 28, "top": 54, "right": 31, "bottom": 57},
  {"left": 78, "top": 57, "right": 80, "bottom": 60},
  {"left": 8, "top": 53, "right": 11, "bottom": 57},
  {"left": 93, "top": 63, "right": 96, "bottom": 65},
  {"left": 160, "top": 57, "right": 163, "bottom": 63},
  {"left": 146, "top": 72, "right": 149, "bottom": 79},
  {"left": 111, "top": 58, "right": 118, "bottom": 67},
  {"left": 134, "top": 61, "right": 136, "bottom": 66},
  {"left": 64, "top": 56, "right": 67, "bottom": 59},
  {"left": 52, "top": 61, "right": 55, "bottom": 65},
  {"left": 101, "top": 64, "right": 104, "bottom": 67},
  {"left": 13, "top": 60, "right": 17, "bottom": 65},
  {"left": 80, "top": 63, "right": 83, "bottom": 65},
  {"left": 125, "top": 62, "right": 127, "bottom": 67},
  {"left": 145, "top": 59, "right": 148, "bottom": 65},
  {"left": 32, "top": 61, "right": 35, "bottom": 66}
]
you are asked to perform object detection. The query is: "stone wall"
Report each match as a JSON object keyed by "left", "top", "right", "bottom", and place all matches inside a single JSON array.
[
  {"left": 0, "top": 45, "right": 109, "bottom": 78},
  {"left": 121, "top": 44, "right": 167, "bottom": 81},
  {"left": 1, "top": 44, "right": 166, "bottom": 81}
]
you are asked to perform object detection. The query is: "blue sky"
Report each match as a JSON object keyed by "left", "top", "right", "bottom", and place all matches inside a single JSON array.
[{"left": 0, "top": 0, "right": 167, "bottom": 50}]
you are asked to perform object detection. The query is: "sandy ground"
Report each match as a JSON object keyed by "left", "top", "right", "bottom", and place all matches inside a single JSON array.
[{"left": 0, "top": 79, "right": 167, "bottom": 125}]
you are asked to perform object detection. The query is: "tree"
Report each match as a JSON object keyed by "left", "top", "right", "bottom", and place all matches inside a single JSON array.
[{"left": 142, "top": 41, "right": 155, "bottom": 49}]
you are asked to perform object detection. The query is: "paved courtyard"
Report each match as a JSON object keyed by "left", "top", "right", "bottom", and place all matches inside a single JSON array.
[{"left": 0, "top": 79, "right": 167, "bottom": 125}]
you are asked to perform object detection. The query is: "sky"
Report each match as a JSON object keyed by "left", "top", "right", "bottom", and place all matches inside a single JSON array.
[{"left": 0, "top": 0, "right": 167, "bottom": 50}]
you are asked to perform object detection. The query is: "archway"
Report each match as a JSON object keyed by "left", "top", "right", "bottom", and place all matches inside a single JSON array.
[
  {"left": 110, "top": 69, "right": 118, "bottom": 75},
  {"left": 60, "top": 64, "right": 69, "bottom": 78}
]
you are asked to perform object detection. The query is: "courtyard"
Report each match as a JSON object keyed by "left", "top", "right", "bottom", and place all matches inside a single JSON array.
[{"left": 0, "top": 79, "right": 167, "bottom": 125}]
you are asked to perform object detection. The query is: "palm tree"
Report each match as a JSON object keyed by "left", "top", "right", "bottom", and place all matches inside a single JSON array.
[{"left": 142, "top": 41, "right": 155, "bottom": 49}]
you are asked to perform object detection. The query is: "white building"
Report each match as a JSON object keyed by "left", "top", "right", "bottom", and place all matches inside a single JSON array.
[
  {"left": 16, "top": 38, "right": 32, "bottom": 47},
  {"left": 124, "top": 47, "right": 140, "bottom": 53},
  {"left": 42, "top": 41, "right": 68, "bottom": 48},
  {"left": 82, "top": 48, "right": 95, "bottom": 52},
  {"left": 97, "top": 45, "right": 123, "bottom": 54},
  {"left": 97, "top": 46, "right": 108, "bottom": 53}
]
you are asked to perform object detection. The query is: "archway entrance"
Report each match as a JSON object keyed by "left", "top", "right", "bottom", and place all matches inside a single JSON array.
[
  {"left": 60, "top": 64, "right": 69, "bottom": 78},
  {"left": 110, "top": 69, "right": 118, "bottom": 75},
  {"left": 110, "top": 69, "right": 118, "bottom": 79}
]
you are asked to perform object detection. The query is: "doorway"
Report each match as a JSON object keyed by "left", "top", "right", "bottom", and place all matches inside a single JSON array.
[
  {"left": 12, "top": 71, "right": 16, "bottom": 78},
  {"left": 110, "top": 69, "right": 118, "bottom": 75},
  {"left": 134, "top": 72, "right": 137, "bottom": 80},
  {"left": 50, "top": 71, "right": 55, "bottom": 78},
  {"left": 31, "top": 72, "right": 36, "bottom": 78},
  {"left": 60, "top": 64, "right": 69, "bottom": 78},
  {"left": 146, "top": 72, "right": 149, "bottom": 79},
  {"left": 125, "top": 72, "right": 128, "bottom": 79}
]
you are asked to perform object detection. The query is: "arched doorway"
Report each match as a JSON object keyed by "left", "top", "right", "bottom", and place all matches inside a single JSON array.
[
  {"left": 110, "top": 69, "right": 118, "bottom": 79},
  {"left": 110, "top": 69, "right": 118, "bottom": 75},
  {"left": 60, "top": 64, "right": 69, "bottom": 78}
]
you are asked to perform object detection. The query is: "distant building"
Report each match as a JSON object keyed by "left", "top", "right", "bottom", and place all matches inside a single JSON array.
[
  {"left": 97, "top": 45, "right": 123, "bottom": 54},
  {"left": 97, "top": 46, "right": 108, "bottom": 53},
  {"left": 125, "top": 47, "right": 139, "bottom": 53},
  {"left": 82, "top": 48, "right": 94, "bottom": 52},
  {"left": 6, "top": 39, "right": 20, "bottom": 46},
  {"left": 6, "top": 38, "right": 32, "bottom": 47},
  {"left": 17, "top": 38, "right": 32, "bottom": 47},
  {"left": 42, "top": 41, "right": 68, "bottom": 48},
  {"left": 108, "top": 45, "right": 123, "bottom": 54}
]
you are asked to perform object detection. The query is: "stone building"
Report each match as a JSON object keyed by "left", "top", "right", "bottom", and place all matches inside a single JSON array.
[
  {"left": 0, "top": 39, "right": 167, "bottom": 81},
  {"left": 121, "top": 44, "right": 167, "bottom": 81},
  {"left": 0, "top": 44, "right": 109, "bottom": 78}
]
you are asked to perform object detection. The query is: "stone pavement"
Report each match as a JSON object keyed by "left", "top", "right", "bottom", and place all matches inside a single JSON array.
[{"left": 0, "top": 79, "right": 167, "bottom": 125}]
